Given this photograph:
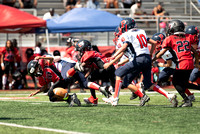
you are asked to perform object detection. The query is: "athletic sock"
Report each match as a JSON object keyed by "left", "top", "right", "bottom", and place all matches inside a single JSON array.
[
  {"left": 185, "top": 88, "right": 193, "bottom": 96},
  {"left": 2, "top": 75, "right": 7, "bottom": 85},
  {"left": 114, "top": 80, "right": 122, "bottom": 98},
  {"left": 67, "top": 68, "right": 76, "bottom": 77},
  {"left": 134, "top": 89, "right": 144, "bottom": 98},
  {"left": 87, "top": 82, "right": 100, "bottom": 90},
  {"left": 153, "top": 85, "right": 169, "bottom": 98},
  {"left": 90, "top": 89, "right": 96, "bottom": 99}
]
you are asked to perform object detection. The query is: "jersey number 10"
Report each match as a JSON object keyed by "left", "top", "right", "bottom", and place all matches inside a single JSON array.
[{"left": 137, "top": 34, "right": 147, "bottom": 48}]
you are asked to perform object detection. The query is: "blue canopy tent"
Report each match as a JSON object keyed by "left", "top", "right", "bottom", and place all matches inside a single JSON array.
[
  {"left": 45, "top": 8, "right": 122, "bottom": 52},
  {"left": 46, "top": 8, "right": 122, "bottom": 33}
]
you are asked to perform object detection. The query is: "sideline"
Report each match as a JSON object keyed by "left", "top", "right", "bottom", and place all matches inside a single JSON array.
[{"left": 0, "top": 122, "right": 90, "bottom": 134}]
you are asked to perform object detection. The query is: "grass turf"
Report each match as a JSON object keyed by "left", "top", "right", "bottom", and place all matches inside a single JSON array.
[{"left": 0, "top": 89, "right": 200, "bottom": 134}]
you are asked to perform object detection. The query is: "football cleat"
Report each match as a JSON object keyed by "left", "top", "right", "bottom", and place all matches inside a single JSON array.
[
  {"left": 188, "top": 94, "right": 195, "bottom": 102},
  {"left": 84, "top": 96, "right": 98, "bottom": 106},
  {"left": 168, "top": 93, "right": 178, "bottom": 107},
  {"left": 69, "top": 93, "right": 81, "bottom": 107},
  {"left": 102, "top": 96, "right": 119, "bottom": 106},
  {"left": 139, "top": 94, "right": 150, "bottom": 106},
  {"left": 130, "top": 92, "right": 138, "bottom": 100},
  {"left": 179, "top": 100, "right": 192, "bottom": 107},
  {"left": 74, "top": 62, "right": 84, "bottom": 72},
  {"left": 99, "top": 86, "right": 112, "bottom": 98}
]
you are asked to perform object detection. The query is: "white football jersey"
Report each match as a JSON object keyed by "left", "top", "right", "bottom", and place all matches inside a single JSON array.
[
  {"left": 116, "top": 36, "right": 134, "bottom": 61},
  {"left": 161, "top": 50, "right": 176, "bottom": 69},
  {"left": 119, "top": 29, "right": 150, "bottom": 58}
]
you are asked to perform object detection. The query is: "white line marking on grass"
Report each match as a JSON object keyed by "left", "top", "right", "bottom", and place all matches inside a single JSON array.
[{"left": 0, "top": 122, "right": 90, "bottom": 134}]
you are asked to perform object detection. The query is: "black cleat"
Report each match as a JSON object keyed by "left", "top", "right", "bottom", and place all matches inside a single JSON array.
[
  {"left": 69, "top": 93, "right": 81, "bottom": 107},
  {"left": 130, "top": 92, "right": 138, "bottom": 100}
]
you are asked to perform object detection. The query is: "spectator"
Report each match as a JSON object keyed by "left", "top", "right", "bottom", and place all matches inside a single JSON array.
[
  {"left": 86, "top": 0, "right": 100, "bottom": 9},
  {"left": 130, "top": 0, "right": 149, "bottom": 27},
  {"left": 130, "top": 0, "right": 143, "bottom": 16},
  {"left": 1, "top": 40, "right": 18, "bottom": 90},
  {"left": 43, "top": 8, "right": 60, "bottom": 20},
  {"left": 122, "top": 0, "right": 134, "bottom": 9},
  {"left": 104, "top": 0, "right": 119, "bottom": 9},
  {"left": 34, "top": 41, "right": 42, "bottom": 56},
  {"left": 152, "top": 2, "right": 165, "bottom": 20},
  {"left": 159, "top": 12, "right": 171, "bottom": 35},
  {"left": 65, "top": 0, "right": 77, "bottom": 12},
  {"left": 2, "top": 0, "right": 16, "bottom": 7},
  {"left": 18, "top": 0, "right": 37, "bottom": 8},
  {"left": 75, "top": 0, "right": 83, "bottom": 8}
]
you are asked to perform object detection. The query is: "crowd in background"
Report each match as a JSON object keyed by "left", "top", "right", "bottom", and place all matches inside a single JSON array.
[{"left": 1, "top": 0, "right": 168, "bottom": 18}]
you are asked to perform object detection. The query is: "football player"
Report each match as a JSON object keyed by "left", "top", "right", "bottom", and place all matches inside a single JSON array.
[
  {"left": 74, "top": 40, "right": 113, "bottom": 105},
  {"left": 152, "top": 32, "right": 195, "bottom": 101},
  {"left": 153, "top": 20, "right": 200, "bottom": 107},
  {"left": 27, "top": 58, "right": 81, "bottom": 107},
  {"left": 103, "top": 18, "right": 178, "bottom": 107}
]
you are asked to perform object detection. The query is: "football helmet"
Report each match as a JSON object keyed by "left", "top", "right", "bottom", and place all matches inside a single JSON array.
[
  {"left": 151, "top": 33, "right": 166, "bottom": 51},
  {"left": 113, "top": 27, "right": 121, "bottom": 45},
  {"left": 185, "top": 25, "right": 199, "bottom": 35},
  {"left": 27, "top": 60, "right": 43, "bottom": 77},
  {"left": 119, "top": 18, "right": 136, "bottom": 33},
  {"left": 75, "top": 40, "right": 92, "bottom": 53},
  {"left": 167, "top": 20, "right": 185, "bottom": 35}
]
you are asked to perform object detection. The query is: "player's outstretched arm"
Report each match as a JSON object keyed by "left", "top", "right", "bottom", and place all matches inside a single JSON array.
[
  {"left": 104, "top": 52, "right": 124, "bottom": 69},
  {"left": 191, "top": 46, "right": 199, "bottom": 68},
  {"left": 152, "top": 48, "right": 168, "bottom": 62},
  {"left": 148, "top": 38, "right": 159, "bottom": 56},
  {"left": 112, "top": 43, "right": 128, "bottom": 59},
  {"left": 28, "top": 85, "right": 48, "bottom": 97},
  {"left": 118, "top": 58, "right": 129, "bottom": 66}
]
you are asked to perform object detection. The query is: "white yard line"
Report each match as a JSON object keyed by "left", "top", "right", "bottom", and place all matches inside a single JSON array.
[
  {"left": 0, "top": 122, "right": 90, "bottom": 134},
  {"left": 1, "top": 91, "right": 200, "bottom": 96}
]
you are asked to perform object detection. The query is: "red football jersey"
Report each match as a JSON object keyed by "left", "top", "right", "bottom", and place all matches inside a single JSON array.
[
  {"left": 38, "top": 67, "right": 61, "bottom": 86},
  {"left": 38, "top": 58, "right": 60, "bottom": 86},
  {"left": 162, "top": 34, "right": 197, "bottom": 70},
  {"left": 81, "top": 51, "right": 109, "bottom": 69},
  {"left": 1, "top": 47, "right": 18, "bottom": 62}
]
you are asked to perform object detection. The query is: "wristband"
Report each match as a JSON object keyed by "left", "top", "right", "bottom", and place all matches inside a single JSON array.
[{"left": 1, "top": 63, "right": 4, "bottom": 67}]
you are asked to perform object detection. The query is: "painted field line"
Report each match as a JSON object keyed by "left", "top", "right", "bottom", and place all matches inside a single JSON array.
[
  {"left": 0, "top": 97, "right": 39, "bottom": 100},
  {"left": 0, "top": 122, "right": 90, "bottom": 134}
]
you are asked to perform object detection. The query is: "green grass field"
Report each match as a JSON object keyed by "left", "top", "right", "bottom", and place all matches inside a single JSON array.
[{"left": 0, "top": 89, "right": 200, "bottom": 134}]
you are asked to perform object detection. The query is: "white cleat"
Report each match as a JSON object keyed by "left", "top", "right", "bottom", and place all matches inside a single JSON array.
[
  {"left": 168, "top": 93, "right": 178, "bottom": 107},
  {"left": 102, "top": 96, "right": 119, "bottom": 106}
]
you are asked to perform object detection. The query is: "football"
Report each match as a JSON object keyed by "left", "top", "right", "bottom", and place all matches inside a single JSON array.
[{"left": 53, "top": 87, "right": 68, "bottom": 98}]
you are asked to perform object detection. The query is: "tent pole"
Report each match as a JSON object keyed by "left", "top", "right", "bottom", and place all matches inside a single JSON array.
[
  {"left": 45, "top": 28, "right": 50, "bottom": 53},
  {"left": 107, "top": 32, "right": 110, "bottom": 46},
  {"left": 6, "top": 33, "right": 8, "bottom": 41}
]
